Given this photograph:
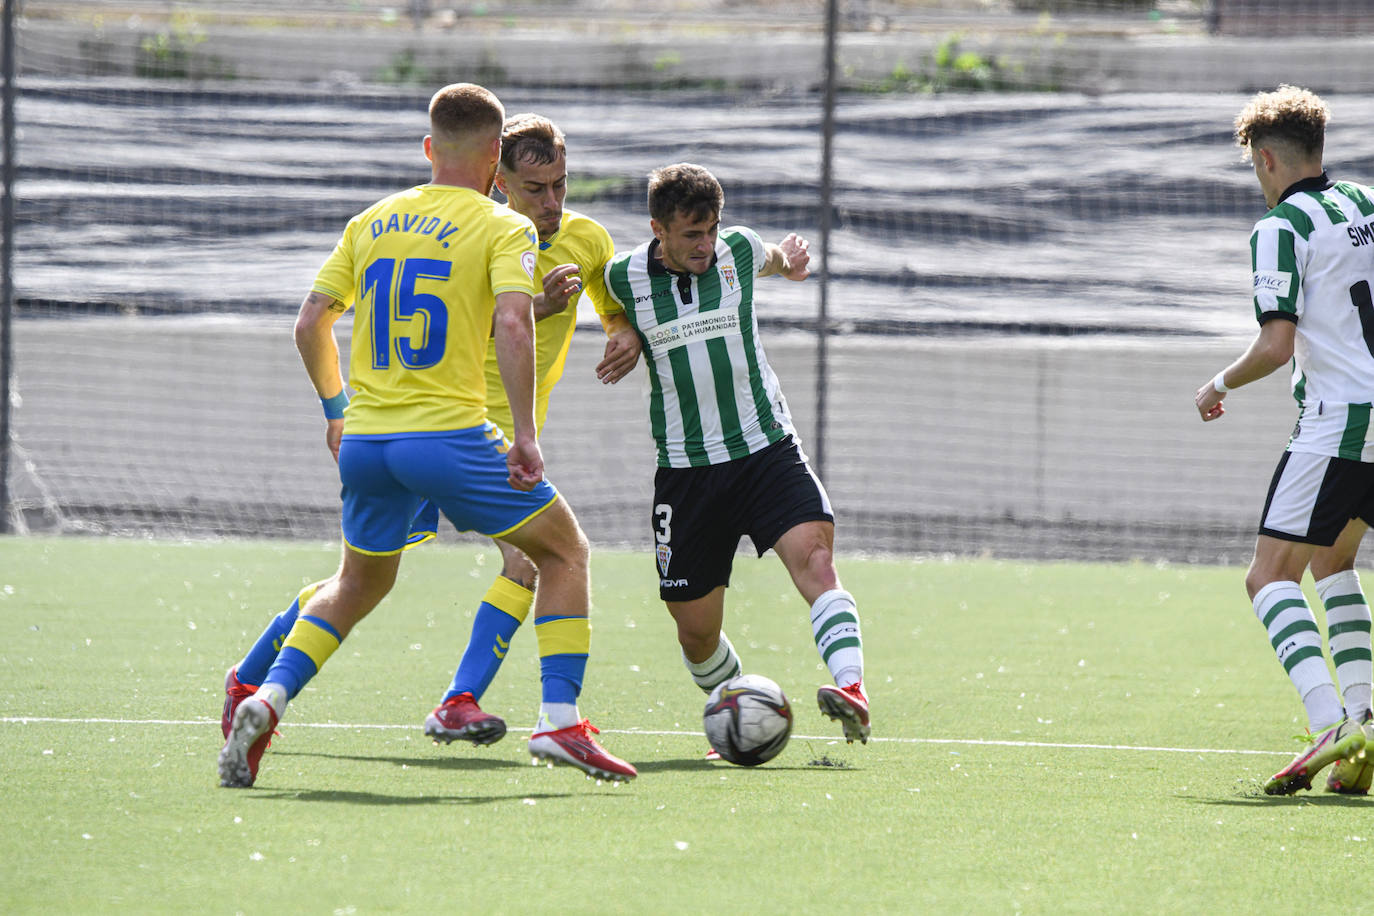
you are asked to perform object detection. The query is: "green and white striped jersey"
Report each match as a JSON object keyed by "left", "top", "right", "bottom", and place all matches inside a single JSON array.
[
  {"left": 1252, "top": 175, "right": 1374, "bottom": 461},
  {"left": 603, "top": 226, "right": 795, "bottom": 468}
]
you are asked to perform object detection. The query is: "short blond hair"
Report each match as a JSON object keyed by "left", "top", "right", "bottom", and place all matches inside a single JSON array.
[
  {"left": 1235, "top": 84, "right": 1328, "bottom": 162},
  {"left": 428, "top": 83, "right": 504, "bottom": 146}
]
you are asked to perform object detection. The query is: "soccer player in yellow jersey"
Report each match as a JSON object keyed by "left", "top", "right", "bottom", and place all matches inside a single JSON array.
[
  {"left": 417, "top": 113, "right": 642, "bottom": 744},
  {"left": 218, "top": 84, "right": 636, "bottom": 788}
]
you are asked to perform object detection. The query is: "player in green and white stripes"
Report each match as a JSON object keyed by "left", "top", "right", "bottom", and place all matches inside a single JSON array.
[
  {"left": 603, "top": 163, "right": 870, "bottom": 744},
  {"left": 1195, "top": 85, "right": 1374, "bottom": 795}
]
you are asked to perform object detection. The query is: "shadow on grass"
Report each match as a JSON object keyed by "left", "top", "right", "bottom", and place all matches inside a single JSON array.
[
  {"left": 632, "top": 758, "right": 861, "bottom": 774},
  {"left": 245, "top": 788, "right": 586, "bottom": 806},
  {"left": 271, "top": 749, "right": 525, "bottom": 772},
  {"left": 1186, "top": 791, "right": 1374, "bottom": 808},
  {"left": 269, "top": 749, "right": 861, "bottom": 777}
]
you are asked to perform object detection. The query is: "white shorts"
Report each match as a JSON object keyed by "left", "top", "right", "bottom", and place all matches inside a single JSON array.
[{"left": 1258, "top": 450, "right": 1374, "bottom": 545}]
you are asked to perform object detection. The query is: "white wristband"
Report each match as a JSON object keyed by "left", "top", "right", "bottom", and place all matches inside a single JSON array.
[{"left": 1211, "top": 370, "right": 1230, "bottom": 394}]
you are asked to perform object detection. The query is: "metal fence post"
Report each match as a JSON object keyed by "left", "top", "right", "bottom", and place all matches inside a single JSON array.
[
  {"left": 0, "top": 0, "right": 17, "bottom": 535},
  {"left": 815, "top": 0, "right": 839, "bottom": 479}
]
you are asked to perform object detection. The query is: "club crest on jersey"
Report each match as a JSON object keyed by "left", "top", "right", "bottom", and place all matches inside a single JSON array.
[
  {"left": 656, "top": 543, "right": 672, "bottom": 576},
  {"left": 721, "top": 265, "right": 736, "bottom": 289}
]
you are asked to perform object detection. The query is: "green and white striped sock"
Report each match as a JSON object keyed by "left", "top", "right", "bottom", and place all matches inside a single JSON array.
[
  {"left": 684, "top": 632, "right": 741, "bottom": 693},
  {"left": 1254, "top": 580, "right": 1343, "bottom": 730},
  {"left": 1315, "top": 569, "right": 1373, "bottom": 721},
  {"left": 811, "top": 589, "right": 863, "bottom": 688}
]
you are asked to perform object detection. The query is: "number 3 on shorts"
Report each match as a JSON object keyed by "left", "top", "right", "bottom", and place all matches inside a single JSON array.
[{"left": 654, "top": 503, "right": 672, "bottom": 544}]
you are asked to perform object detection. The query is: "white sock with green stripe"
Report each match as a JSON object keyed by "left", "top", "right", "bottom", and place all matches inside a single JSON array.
[
  {"left": 1315, "top": 570, "right": 1373, "bottom": 720},
  {"left": 684, "top": 632, "right": 742, "bottom": 693},
  {"left": 1253, "top": 580, "right": 1343, "bottom": 729},
  {"left": 811, "top": 589, "right": 863, "bottom": 689}
]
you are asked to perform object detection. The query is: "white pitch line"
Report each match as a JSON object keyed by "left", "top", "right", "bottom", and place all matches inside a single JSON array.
[{"left": 0, "top": 716, "right": 1293, "bottom": 756}]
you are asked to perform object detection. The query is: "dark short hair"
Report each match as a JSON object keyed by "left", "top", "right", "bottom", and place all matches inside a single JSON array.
[
  {"left": 648, "top": 163, "right": 724, "bottom": 226},
  {"left": 1235, "top": 84, "right": 1329, "bottom": 162},
  {"left": 428, "top": 83, "right": 504, "bottom": 143},
  {"left": 500, "top": 113, "right": 567, "bottom": 173}
]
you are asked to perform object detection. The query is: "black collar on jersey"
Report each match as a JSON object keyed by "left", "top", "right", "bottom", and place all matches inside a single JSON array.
[{"left": 1277, "top": 171, "right": 1333, "bottom": 204}]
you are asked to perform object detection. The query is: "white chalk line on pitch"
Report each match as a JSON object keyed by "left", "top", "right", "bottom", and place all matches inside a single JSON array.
[{"left": 0, "top": 716, "right": 1293, "bottom": 757}]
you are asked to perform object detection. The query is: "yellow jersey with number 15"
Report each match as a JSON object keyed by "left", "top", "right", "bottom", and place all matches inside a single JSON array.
[{"left": 312, "top": 183, "right": 538, "bottom": 436}]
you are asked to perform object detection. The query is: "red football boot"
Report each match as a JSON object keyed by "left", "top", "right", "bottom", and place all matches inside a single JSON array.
[
  {"left": 528, "top": 719, "right": 637, "bottom": 781},
  {"left": 218, "top": 695, "right": 280, "bottom": 788},
  {"left": 817, "top": 681, "right": 871, "bottom": 744},
  {"left": 424, "top": 692, "right": 507, "bottom": 746}
]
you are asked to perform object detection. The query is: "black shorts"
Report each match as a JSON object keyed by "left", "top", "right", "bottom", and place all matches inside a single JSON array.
[
  {"left": 1258, "top": 450, "right": 1374, "bottom": 545},
  {"left": 650, "top": 436, "right": 834, "bottom": 602}
]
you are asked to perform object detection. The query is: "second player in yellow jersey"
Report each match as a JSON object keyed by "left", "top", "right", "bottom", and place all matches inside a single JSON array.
[
  {"left": 481, "top": 206, "right": 621, "bottom": 437},
  {"left": 422, "top": 112, "right": 643, "bottom": 749}
]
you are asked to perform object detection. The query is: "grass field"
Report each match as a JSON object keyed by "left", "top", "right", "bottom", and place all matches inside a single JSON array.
[{"left": 2, "top": 535, "right": 1371, "bottom": 914}]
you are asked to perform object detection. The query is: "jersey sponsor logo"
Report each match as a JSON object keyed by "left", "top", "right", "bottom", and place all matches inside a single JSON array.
[
  {"left": 1348, "top": 222, "right": 1374, "bottom": 247},
  {"left": 1253, "top": 270, "right": 1292, "bottom": 297},
  {"left": 633, "top": 288, "right": 676, "bottom": 304},
  {"left": 521, "top": 250, "right": 537, "bottom": 278},
  {"left": 656, "top": 543, "right": 672, "bottom": 576},
  {"left": 644, "top": 305, "right": 741, "bottom": 356}
]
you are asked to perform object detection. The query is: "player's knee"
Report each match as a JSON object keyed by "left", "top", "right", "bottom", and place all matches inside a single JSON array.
[
  {"left": 503, "top": 557, "right": 538, "bottom": 590},
  {"left": 799, "top": 541, "right": 838, "bottom": 587},
  {"left": 1244, "top": 563, "right": 1279, "bottom": 601},
  {"left": 677, "top": 623, "right": 718, "bottom": 659},
  {"left": 530, "top": 523, "right": 589, "bottom": 578},
  {"left": 1309, "top": 552, "right": 1357, "bottom": 582},
  {"left": 337, "top": 562, "right": 398, "bottom": 609},
  {"left": 558, "top": 518, "right": 591, "bottom": 572},
  {"left": 498, "top": 543, "right": 538, "bottom": 589}
]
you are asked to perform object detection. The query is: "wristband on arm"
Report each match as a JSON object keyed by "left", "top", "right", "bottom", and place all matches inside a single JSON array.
[
  {"left": 1211, "top": 370, "right": 1230, "bottom": 394},
  {"left": 320, "top": 391, "right": 348, "bottom": 420}
]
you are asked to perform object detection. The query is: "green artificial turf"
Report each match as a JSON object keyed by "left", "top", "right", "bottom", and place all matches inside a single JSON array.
[{"left": 2, "top": 536, "right": 1369, "bottom": 914}]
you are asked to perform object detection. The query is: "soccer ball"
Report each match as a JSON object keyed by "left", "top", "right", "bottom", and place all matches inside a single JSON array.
[{"left": 703, "top": 674, "right": 793, "bottom": 766}]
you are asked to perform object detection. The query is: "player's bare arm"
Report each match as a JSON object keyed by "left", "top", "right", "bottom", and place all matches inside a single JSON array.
[
  {"left": 595, "top": 311, "right": 642, "bottom": 384},
  {"left": 293, "top": 290, "right": 349, "bottom": 460},
  {"left": 1194, "top": 318, "right": 1296, "bottom": 422},
  {"left": 760, "top": 233, "right": 811, "bottom": 281},
  {"left": 533, "top": 263, "right": 583, "bottom": 320},
  {"left": 492, "top": 289, "right": 544, "bottom": 489}
]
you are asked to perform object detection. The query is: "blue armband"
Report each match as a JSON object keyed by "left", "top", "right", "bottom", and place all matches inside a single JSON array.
[{"left": 320, "top": 391, "right": 348, "bottom": 420}]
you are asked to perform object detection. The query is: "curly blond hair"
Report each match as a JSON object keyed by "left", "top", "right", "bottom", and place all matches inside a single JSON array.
[{"left": 1234, "top": 84, "right": 1328, "bottom": 162}]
